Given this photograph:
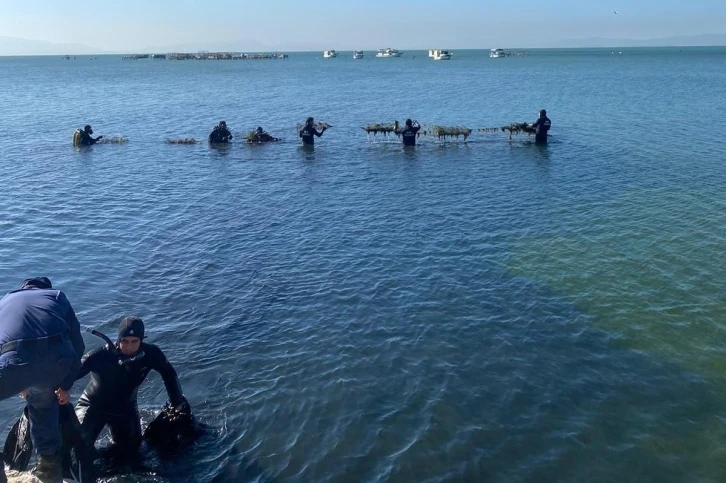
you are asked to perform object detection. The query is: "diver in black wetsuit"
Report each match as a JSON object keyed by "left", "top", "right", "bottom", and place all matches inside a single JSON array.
[
  {"left": 248, "top": 127, "right": 279, "bottom": 143},
  {"left": 532, "top": 109, "right": 551, "bottom": 144},
  {"left": 208, "top": 120, "right": 233, "bottom": 143},
  {"left": 77, "top": 125, "right": 103, "bottom": 145},
  {"left": 399, "top": 119, "right": 421, "bottom": 146},
  {"left": 299, "top": 117, "right": 326, "bottom": 145},
  {"left": 74, "top": 316, "right": 185, "bottom": 456}
]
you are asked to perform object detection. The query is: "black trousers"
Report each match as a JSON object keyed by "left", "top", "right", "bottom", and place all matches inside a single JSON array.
[{"left": 75, "top": 402, "right": 142, "bottom": 453}]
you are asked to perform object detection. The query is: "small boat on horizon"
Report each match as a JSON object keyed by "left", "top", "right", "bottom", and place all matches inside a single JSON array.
[
  {"left": 490, "top": 48, "right": 509, "bottom": 58},
  {"left": 323, "top": 50, "right": 338, "bottom": 58},
  {"left": 429, "top": 49, "right": 452, "bottom": 60},
  {"left": 376, "top": 48, "right": 403, "bottom": 58},
  {"left": 353, "top": 50, "right": 364, "bottom": 59}
]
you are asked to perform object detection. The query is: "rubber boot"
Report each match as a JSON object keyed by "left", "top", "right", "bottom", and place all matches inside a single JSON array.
[{"left": 32, "top": 452, "right": 63, "bottom": 483}]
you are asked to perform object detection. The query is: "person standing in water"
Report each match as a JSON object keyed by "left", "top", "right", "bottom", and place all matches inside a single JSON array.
[
  {"left": 208, "top": 120, "right": 233, "bottom": 144},
  {"left": 532, "top": 109, "right": 551, "bottom": 144},
  {"left": 299, "top": 117, "right": 326, "bottom": 146},
  {"left": 399, "top": 119, "right": 421, "bottom": 146}
]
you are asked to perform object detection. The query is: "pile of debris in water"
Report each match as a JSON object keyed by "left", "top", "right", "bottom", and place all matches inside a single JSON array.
[
  {"left": 360, "top": 120, "right": 541, "bottom": 142},
  {"left": 167, "top": 138, "right": 200, "bottom": 144},
  {"left": 499, "top": 123, "right": 536, "bottom": 136},
  {"left": 426, "top": 126, "right": 472, "bottom": 140},
  {"left": 95, "top": 136, "right": 128, "bottom": 144},
  {"left": 362, "top": 122, "right": 400, "bottom": 136},
  {"left": 361, "top": 121, "right": 476, "bottom": 141}
]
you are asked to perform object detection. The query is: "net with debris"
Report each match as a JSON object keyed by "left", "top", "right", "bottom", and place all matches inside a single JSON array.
[
  {"left": 362, "top": 121, "right": 400, "bottom": 135},
  {"left": 166, "top": 138, "right": 200, "bottom": 144}
]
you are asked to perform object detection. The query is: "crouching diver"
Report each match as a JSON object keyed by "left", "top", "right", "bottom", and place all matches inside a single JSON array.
[
  {"left": 74, "top": 316, "right": 188, "bottom": 459},
  {"left": 73, "top": 125, "right": 104, "bottom": 146},
  {"left": 248, "top": 127, "right": 280, "bottom": 143}
]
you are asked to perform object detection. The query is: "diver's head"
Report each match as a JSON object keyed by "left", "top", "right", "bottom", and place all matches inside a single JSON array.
[
  {"left": 256, "top": 127, "right": 264, "bottom": 134},
  {"left": 21, "top": 277, "right": 52, "bottom": 290},
  {"left": 405, "top": 119, "right": 413, "bottom": 128},
  {"left": 118, "top": 316, "right": 145, "bottom": 355},
  {"left": 539, "top": 109, "right": 547, "bottom": 117},
  {"left": 219, "top": 120, "right": 227, "bottom": 128},
  {"left": 306, "top": 117, "right": 314, "bottom": 126},
  {"left": 84, "top": 125, "right": 93, "bottom": 134}
]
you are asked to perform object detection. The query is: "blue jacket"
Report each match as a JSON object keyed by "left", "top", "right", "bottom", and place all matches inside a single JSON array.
[{"left": 0, "top": 288, "right": 85, "bottom": 389}]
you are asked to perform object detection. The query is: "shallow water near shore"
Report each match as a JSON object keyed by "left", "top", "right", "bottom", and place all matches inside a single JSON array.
[{"left": 1, "top": 48, "right": 726, "bottom": 482}]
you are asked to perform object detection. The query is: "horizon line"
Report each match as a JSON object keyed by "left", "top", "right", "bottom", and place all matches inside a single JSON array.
[{"left": 2, "top": 44, "right": 726, "bottom": 57}]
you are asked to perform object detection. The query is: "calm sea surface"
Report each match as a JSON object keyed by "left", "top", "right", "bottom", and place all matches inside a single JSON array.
[{"left": 1, "top": 48, "right": 726, "bottom": 482}]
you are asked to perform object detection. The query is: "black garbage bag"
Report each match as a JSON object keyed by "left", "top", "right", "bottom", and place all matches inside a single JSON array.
[
  {"left": 2, "top": 404, "right": 96, "bottom": 482},
  {"left": 143, "top": 398, "right": 202, "bottom": 452},
  {"left": 2, "top": 406, "right": 33, "bottom": 471}
]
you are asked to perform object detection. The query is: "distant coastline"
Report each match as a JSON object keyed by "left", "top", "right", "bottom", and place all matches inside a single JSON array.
[
  {"left": 2, "top": 46, "right": 726, "bottom": 60},
  {"left": 1, "top": 33, "right": 726, "bottom": 57}
]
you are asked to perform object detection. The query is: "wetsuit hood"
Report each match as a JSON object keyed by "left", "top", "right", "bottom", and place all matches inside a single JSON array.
[{"left": 119, "top": 316, "right": 145, "bottom": 341}]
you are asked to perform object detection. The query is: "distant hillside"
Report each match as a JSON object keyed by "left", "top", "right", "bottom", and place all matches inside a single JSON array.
[
  {"left": 0, "top": 36, "right": 107, "bottom": 56},
  {"left": 136, "top": 39, "right": 269, "bottom": 54},
  {"left": 2, "top": 33, "right": 725, "bottom": 56}
]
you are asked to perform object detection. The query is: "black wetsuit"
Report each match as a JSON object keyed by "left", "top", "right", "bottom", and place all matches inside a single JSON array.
[
  {"left": 74, "top": 343, "right": 184, "bottom": 452},
  {"left": 400, "top": 124, "right": 421, "bottom": 146},
  {"left": 299, "top": 125, "right": 324, "bottom": 145},
  {"left": 248, "top": 132, "right": 279, "bottom": 143},
  {"left": 79, "top": 131, "right": 100, "bottom": 145},
  {"left": 209, "top": 127, "right": 233, "bottom": 143},
  {"left": 532, "top": 116, "right": 551, "bottom": 144}
]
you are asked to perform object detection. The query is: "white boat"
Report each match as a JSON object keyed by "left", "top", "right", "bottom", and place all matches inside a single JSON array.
[
  {"left": 323, "top": 50, "right": 338, "bottom": 58},
  {"left": 490, "top": 48, "right": 509, "bottom": 58},
  {"left": 353, "top": 50, "right": 364, "bottom": 59},
  {"left": 376, "top": 48, "right": 403, "bottom": 58},
  {"left": 430, "top": 49, "right": 452, "bottom": 60}
]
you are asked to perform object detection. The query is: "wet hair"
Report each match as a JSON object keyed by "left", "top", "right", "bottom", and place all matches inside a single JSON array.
[
  {"left": 84, "top": 125, "right": 92, "bottom": 132},
  {"left": 539, "top": 109, "right": 547, "bottom": 116},
  {"left": 405, "top": 119, "right": 413, "bottom": 127},
  {"left": 306, "top": 117, "right": 314, "bottom": 125},
  {"left": 21, "top": 277, "right": 53, "bottom": 290},
  {"left": 219, "top": 120, "right": 227, "bottom": 127}
]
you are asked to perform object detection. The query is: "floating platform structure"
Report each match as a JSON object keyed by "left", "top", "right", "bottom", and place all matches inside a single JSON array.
[
  {"left": 164, "top": 52, "right": 288, "bottom": 61},
  {"left": 122, "top": 52, "right": 288, "bottom": 61}
]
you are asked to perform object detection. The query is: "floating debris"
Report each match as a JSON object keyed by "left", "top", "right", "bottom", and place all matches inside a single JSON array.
[
  {"left": 362, "top": 121, "right": 400, "bottom": 135},
  {"left": 500, "top": 123, "right": 536, "bottom": 140},
  {"left": 167, "top": 138, "right": 200, "bottom": 144},
  {"left": 501, "top": 123, "right": 535, "bottom": 135},
  {"left": 95, "top": 136, "right": 128, "bottom": 144},
  {"left": 422, "top": 125, "right": 472, "bottom": 141},
  {"left": 245, "top": 129, "right": 280, "bottom": 143}
]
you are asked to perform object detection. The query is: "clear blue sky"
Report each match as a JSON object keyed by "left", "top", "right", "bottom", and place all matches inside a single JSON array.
[{"left": 1, "top": 0, "right": 725, "bottom": 51}]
